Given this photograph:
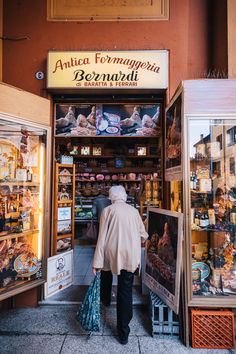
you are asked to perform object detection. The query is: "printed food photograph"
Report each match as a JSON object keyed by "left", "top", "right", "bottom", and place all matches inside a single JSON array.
[
  {"left": 165, "top": 96, "right": 182, "bottom": 169},
  {"left": 55, "top": 104, "right": 97, "bottom": 137},
  {"left": 144, "top": 208, "right": 183, "bottom": 313}
]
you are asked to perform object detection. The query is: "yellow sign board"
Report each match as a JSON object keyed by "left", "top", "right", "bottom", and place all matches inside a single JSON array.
[{"left": 47, "top": 51, "right": 168, "bottom": 89}]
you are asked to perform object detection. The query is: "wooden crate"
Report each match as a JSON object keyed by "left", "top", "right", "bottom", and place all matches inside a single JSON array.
[{"left": 191, "top": 309, "right": 235, "bottom": 349}]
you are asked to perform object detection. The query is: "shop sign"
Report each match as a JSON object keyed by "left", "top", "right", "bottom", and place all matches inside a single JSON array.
[
  {"left": 45, "top": 250, "right": 73, "bottom": 298},
  {"left": 47, "top": 51, "right": 168, "bottom": 89}
]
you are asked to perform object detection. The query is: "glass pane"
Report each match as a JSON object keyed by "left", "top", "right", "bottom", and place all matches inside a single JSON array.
[
  {"left": 189, "top": 119, "right": 236, "bottom": 297},
  {"left": 0, "top": 120, "right": 47, "bottom": 294}
]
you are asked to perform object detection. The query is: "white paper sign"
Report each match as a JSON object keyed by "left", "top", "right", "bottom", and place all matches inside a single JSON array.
[
  {"left": 44, "top": 250, "right": 73, "bottom": 298},
  {"left": 58, "top": 207, "right": 71, "bottom": 221}
]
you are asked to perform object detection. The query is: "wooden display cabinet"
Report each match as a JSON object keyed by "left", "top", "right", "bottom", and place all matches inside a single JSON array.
[
  {"left": 53, "top": 163, "right": 75, "bottom": 254},
  {"left": 165, "top": 79, "right": 236, "bottom": 345}
]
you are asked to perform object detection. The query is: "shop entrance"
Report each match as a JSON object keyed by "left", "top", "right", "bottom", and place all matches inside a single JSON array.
[{"left": 49, "top": 93, "right": 165, "bottom": 303}]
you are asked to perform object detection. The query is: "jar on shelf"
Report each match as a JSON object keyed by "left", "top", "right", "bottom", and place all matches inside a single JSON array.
[
  {"left": 88, "top": 159, "right": 97, "bottom": 168},
  {"left": 125, "top": 160, "right": 132, "bottom": 167},
  {"left": 107, "top": 160, "right": 115, "bottom": 167}
]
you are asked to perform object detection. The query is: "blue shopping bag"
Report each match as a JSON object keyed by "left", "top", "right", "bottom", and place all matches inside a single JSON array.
[{"left": 76, "top": 271, "right": 101, "bottom": 333}]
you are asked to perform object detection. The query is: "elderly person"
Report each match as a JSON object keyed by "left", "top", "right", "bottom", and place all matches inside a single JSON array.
[{"left": 92, "top": 185, "right": 148, "bottom": 345}]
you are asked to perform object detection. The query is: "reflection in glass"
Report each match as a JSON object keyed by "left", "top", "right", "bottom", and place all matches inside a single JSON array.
[{"left": 189, "top": 119, "right": 236, "bottom": 297}]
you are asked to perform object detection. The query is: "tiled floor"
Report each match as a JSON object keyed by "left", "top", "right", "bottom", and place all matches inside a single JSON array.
[
  {"left": 74, "top": 245, "right": 140, "bottom": 286},
  {"left": 44, "top": 245, "right": 143, "bottom": 303},
  {"left": 74, "top": 245, "right": 95, "bottom": 285},
  {"left": 0, "top": 306, "right": 234, "bottom": 354}
]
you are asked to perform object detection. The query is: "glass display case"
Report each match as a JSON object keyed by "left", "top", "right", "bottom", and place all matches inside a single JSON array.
[
  {"left": 165, "top": 80, "right": 236, "bottom": 345},
  {"left": 0, "top": 117, "right": 50, "bottom": 300},
  {"left": 188, "top": 118, "right": 236, "bottom": 304}
]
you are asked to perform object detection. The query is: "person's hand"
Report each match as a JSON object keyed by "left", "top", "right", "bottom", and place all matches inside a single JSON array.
[
  {"left": 141, "top": 239, "right": 146, "bottom": 247},
  {"left": 144, "top": 218, "right": 148, "bottom": 231},
  {"left": 92, "top": 267, "right": 101, "bottom": 275}
]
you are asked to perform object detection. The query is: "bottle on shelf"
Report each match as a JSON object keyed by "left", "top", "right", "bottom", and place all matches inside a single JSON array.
[
  {"left": 230, "top": 203, "right": 236, "bottom": 225},
  {"left": 199, "top": 212, "right": 206, "bottom": 227},
  {"left": 27, "top": 168, "right": 32, "bottom": 182},
  {"left": 194, "top": 210, "right": 200, "bottom": 226},
  {"left": 204, "top": 212, "right": 209, "bottom": 227},
  {"left": 208, "top": 208, "right": 216, "bottom": 225},
  {"left": 190, "top": 172, "right": 194, "bottom": 190},
  {"left": 193, "top": 172, "right": 197, "bottom": 190}
]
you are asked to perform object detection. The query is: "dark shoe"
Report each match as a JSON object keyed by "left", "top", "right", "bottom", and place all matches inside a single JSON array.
[
  {"left": 119, "top": 336, "right": 128, "bottom": 345},
  {"left": 101, "top": 300, "right": 110, "bottom": 307},
  {"left": 117, "top": 327, "right": 128, "bottom": 345}
]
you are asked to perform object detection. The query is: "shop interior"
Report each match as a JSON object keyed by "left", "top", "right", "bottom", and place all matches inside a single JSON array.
[{"left": 50, "top": 93, "right": 165, "bottom": 302}]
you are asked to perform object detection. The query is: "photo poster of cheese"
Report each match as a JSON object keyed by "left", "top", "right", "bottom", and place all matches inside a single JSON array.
[
  {"left": 96, "top": 104, "right": 161, "bottom": 136},
  {"left": 96, "top": 104, "right": 121, "bottom": 136},
  {"left": 120, "top": 104, "right": 161, "bottom": 137},
  {"left": 55, "top": 104, "right": 96, "bottom": 137}
]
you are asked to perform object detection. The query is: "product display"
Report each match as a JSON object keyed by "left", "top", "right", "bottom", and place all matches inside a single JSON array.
[
  {"left": 53, "top": 163, "right": 75, "bottom": 254},
  {"left": 0, "top": 120, "right": 48, "bottom": 297},
  {"left": 54, "top": 102, "right": 162, "bottom": 245},
  {"left": 190, "top": 121, "right": 236, "bottom": 297}
]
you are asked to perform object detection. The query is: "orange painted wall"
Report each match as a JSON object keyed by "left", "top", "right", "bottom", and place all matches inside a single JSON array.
[{"left": 3, "top": 0, "right": 210, "bottom": 100}]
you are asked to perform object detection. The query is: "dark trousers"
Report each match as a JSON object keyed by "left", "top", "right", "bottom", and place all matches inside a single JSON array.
[{"left": 100, "top": 269, "right": 134, "bottom": 340}]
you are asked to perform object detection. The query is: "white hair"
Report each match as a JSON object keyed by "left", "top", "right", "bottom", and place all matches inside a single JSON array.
[{"left": 109, "top": 185, "right": 127, "bottom": 202}]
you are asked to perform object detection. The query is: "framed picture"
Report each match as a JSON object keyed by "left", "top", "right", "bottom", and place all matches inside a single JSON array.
[
  {"left": 92, "top": 145, "right": 103, "bottom": 156},
  {"left": 57, "top": 220, "right": 72, "bottom": 234},
  {"left": 115, "top": 157, "right": 125, "bottom": 168},
  {"left": 15, "top": 168, "right": 27, "bottom": 182},
  {"left": 58, "top": 207, "right": 71, "bottom": 221},
  {"left": 148, "top": 145, "right": 158, "bottom": 156},
  {"left": 144, "top": 208, "right": 183, "bottom": 314},
  {"left": 165, "top": 94, "right": 182, "bottom": 181},
  {"left": 80, "top": 145, "right": 91, "bottom": 156},
  {"left": 135, "top": 145, "right": 147, "bottom": 156},
  {"left": 70, "top": 146, "right": 79, "bottom": 155}
]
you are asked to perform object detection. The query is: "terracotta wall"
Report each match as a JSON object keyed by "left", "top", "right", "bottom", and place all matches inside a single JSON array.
[
  {"left": 0, "top": 0, "right": 2, "bottom": 81},
  {"left": 227, "top": 0, "right": 236, "bottom": 78},
  {"left": 2, "top": 0, "right": 212, "bottom": 100}
]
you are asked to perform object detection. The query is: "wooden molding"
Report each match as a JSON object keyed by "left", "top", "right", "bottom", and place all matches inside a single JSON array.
[
  {"left": 47, "top": 0, "right": 169, "bottom": 21},
  {"left": 228, "top": 0, "right": 236, "bottom": 78}
]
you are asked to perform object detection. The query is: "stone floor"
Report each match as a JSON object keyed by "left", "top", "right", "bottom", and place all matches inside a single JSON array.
[{"left": 0, "top": 305, "right": 235, "bottom": 354}]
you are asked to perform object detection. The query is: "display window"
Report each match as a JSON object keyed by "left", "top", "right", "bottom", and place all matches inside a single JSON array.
[
  {"left": 189, "top": 118, "right": 236, "bottom": 297},
  {"left": 0, "top": 118, "right": 49, "bottom": 299}
]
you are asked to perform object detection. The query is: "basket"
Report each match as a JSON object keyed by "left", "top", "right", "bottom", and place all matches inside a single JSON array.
[{"left": 191, "top": 309, "right": 235, "bottom": 349}]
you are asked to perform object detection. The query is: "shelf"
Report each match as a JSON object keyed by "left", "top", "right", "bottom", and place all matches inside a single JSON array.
[
  {"left": 191, "top": 190, "right": 213, "bottom": 194},
  {"left": 75, "top": 179, "right": 142, "bottom": 183},
  {"left": 71, "top": 155, "right": 159, "bottom": 159},
  {"left": 57, "top": 234, "right": 72, "bottom": 239},
  {"left": 0, "top": 229, "right": 39, "bottom": 241},
  {"left": 58, "top": 199, "right": 73, "bottom": 204},
  {"left": 191, "top": 227, "right": 232, "bottom": 232},
  {"left": 76, "top": 167, "right": 159, "bottom": 173},
  {"left": 58, "top": 163, "right": 74, "bottom": 168},
  {"left": 58, "top": 173, "right": 74, "bottom": 177},
  {"left": 55, "top": 135, "right": 160, "bottom": 139},
  {"left": 0, "top": 182, "right": 40, "bottom": 187}
]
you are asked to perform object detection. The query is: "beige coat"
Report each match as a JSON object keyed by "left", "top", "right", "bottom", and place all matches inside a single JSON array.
[{"left": 93, "top": 200, "right": 148, "bottom": 275}]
